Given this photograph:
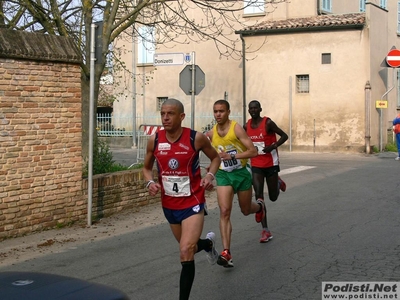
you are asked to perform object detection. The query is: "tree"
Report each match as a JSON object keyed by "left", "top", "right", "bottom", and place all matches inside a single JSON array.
[{"left": 0, "top": 0, "right": 286, "bottom": 160}]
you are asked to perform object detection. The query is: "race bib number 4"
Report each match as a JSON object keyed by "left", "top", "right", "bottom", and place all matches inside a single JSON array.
[{"left": 162, "top": 176, "right": 191, "bottom": 197}]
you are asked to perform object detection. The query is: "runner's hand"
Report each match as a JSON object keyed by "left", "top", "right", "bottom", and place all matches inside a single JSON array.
[{"left": 148, "top": 182, "right": 161, "bottom": 196}]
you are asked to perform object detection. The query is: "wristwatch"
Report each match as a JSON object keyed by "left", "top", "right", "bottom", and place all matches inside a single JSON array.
[{"left": 230, "top": 153, "right": 236, "bottom": 160}]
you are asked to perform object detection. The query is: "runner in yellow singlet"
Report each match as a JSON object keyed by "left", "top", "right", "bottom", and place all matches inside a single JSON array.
[{"left": 206, "top": 99, "right": 265, "bottom": 268}]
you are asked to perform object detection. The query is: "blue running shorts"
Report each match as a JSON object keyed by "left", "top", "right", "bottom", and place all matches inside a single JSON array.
[{"left": 163, "top": 203, "right": 206, "bottom": 224}]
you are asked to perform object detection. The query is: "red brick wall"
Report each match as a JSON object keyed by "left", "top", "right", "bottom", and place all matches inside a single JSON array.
[
  {"left": 0, "top": 58, "right": 84, "bottom": 238},
  {"left": 84, "top": 169, "right": 160, "bottom": 222},
  {"left": 0, "top": 41, "right": 159, "bottom": 240}
]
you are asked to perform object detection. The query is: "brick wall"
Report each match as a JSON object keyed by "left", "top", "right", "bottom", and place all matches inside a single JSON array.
[
  {"left": 0, "top": 29, "right": 159, "bottom": 239},
  {"left": 84, "top": 169, "right": 160, "bottom": 221},
  {"left": 0, "top": 58, "right": 84, "bottom": 238}
]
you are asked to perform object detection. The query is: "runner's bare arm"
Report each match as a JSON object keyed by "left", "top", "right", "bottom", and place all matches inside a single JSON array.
[
  {"left": 233, "top": 123, "right": 257, "bottom": 159},
  {"left": 195, "top": 132, "right": 220, "bottom": 189},
  {"left": 266, "top": 119, "right": 288, "bottom": 145},
  {"left": 196, "top": 132, "right": 220, "bottom": 174},
  {"left": 143, "top": 134, "right": 161, "bottom": 195}
]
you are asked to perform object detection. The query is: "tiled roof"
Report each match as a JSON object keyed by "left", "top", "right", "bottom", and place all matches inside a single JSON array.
[{"left": 237, "top": 13, "right": 365, "bottom": 34}]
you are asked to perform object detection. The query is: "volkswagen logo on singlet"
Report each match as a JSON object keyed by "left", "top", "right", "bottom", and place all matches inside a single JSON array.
[{"left": 168, "top": 158, "right": 179, "bottom": 170}]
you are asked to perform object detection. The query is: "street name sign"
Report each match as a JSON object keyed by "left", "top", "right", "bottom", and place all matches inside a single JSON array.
[{"left": 153, "top": 53, "right": 184, "bottom": 66}]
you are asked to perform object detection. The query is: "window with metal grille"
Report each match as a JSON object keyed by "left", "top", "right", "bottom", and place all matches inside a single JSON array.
[
  {"left": 296, "top": 75, "right": 309, "bottom": 93},
  {"left": 380, "top": 0, "right": 387, "bottom": 9},
  {"left": 322, "top": 53, "right": 331, "bottom": 64},
  {"left": 157, "top": 97, "right": 168, "bottom": 111}
]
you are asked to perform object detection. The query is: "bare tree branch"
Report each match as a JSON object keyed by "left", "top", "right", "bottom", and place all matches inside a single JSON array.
[{"left": 0, "top": 0, "right": 287, "bottom": 158}]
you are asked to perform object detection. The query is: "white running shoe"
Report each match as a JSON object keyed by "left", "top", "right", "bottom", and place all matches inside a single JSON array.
[
  {"left": 395, "top": 157, "right": 400, "bottom": 161},
  {"left": 205, "top": 231, "right": 218, "bottom": 265}
]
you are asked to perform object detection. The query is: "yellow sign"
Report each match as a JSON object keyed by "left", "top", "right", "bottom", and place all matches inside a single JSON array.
[{"left": 375, "top": 100, "right": 388, "bottom": 108}]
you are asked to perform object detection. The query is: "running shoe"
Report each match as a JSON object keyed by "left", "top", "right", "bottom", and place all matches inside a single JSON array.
[
  {"left": 205, "top": 231, "right": 218, "bottom": 265},
  {"left": 278, "top": 176, "right": 287, "bottom": 192},
  {"left": 395, "top": 157, "right": 400, "bottom": 161},
  {"left": 217, "top": 249, "right": 234, "bottom": 268},
  {"left": 260, "top": 230, "right": 273, "bottom": 243},
  {"left": 255, "top": 199, "right": 266, "bottom": 223}
]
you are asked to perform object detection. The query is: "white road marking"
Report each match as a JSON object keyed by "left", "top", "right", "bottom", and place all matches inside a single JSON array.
[{"left": 280, "top": 166, "right": 316, "bottom": 176}]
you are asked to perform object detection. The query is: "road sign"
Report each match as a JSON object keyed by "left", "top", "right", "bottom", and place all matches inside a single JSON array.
[
  {"left": 179, "top": 65, "right": 205, "bottom": 95},
  {"left": 153, "top": 53, "right": 184, "bottom": 66},
  {"left": 386, "top": 49, "right": 400, "bottom": 67},
  {"left": 375, "top": 100, "right": 388, "bottom": 108}
]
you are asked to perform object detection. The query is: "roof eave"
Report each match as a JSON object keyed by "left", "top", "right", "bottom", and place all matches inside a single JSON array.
[{"left": 235, "top": 24, "right": 365, "bottom": 36}]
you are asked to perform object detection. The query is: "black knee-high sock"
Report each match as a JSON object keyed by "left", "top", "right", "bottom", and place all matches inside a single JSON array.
[
  {"left": 196, "top": 238, "right": 212, "bottom": 253},
  {"left": 180, "top": 260, "right": 195, "bottom": 300}
]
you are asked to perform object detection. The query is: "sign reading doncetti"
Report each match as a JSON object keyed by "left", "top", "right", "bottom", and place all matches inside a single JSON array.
[{"left": 153, "top": 53, "right": 184, "bottom": 66}]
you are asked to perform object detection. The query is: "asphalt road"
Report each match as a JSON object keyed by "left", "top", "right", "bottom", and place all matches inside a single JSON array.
[{"left": 1, "top": 151, "right": 399, "bottom": 300}]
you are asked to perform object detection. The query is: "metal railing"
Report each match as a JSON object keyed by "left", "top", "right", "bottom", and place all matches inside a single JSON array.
[{"left": 96, "top": 112, "right": 243, "bottom": 137}]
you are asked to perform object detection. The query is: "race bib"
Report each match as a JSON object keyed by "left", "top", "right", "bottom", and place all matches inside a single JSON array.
[
  {"left": 253, "top": 141, "right": 266, "bottom": 155},
  {"left": 220, "top": 150, "right": 242, "bottom": 172},
  {"left": 162, "top": 176, "right": 191, "bottom": 197}
]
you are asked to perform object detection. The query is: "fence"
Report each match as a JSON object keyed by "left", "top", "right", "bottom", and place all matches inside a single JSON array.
[
  {"left": 97, "top": 113, "right": 133, "bottom": 136},
  {"left": 136, "top": 125, "right": 164, "bottom": 163},
  {"left": 96, "top": 112, "right": 243, "bottom": 137}
]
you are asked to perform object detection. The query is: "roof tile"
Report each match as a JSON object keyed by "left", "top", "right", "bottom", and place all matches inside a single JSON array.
[{"left": 239, "top": 13, "right": 365, "bottom": 33}]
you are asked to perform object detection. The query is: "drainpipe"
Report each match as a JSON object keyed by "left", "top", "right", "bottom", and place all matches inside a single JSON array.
[
  {"left": 240, "top": 34, "right": 247, "bottom": 125},
  {"left": 365, "top": 81, "right": 371, "bottom": 154},
  {"left": 379, "top": 69, "right": 395, "bottom": 151},
  {"left": 132, "top": 23, "right": 137, "bottom": 148},
  {"left": 313, "top": 119, "right": 316, "bottom": 153},
  {"left": 289, "top": 76, "right": 292, "bottom": 152}
]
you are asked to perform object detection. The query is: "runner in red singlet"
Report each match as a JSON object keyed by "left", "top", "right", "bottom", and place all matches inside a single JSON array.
[
  {"left": 143, "top": 98, "right": 221, "bottom": 300},
  {"left": 244, "top": 100, "right": 288, "bottom": 243}
]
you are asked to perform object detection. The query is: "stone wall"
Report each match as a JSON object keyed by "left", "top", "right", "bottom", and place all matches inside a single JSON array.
[{"left": 0, "top": 29, "right": 159, "bottom": 239}]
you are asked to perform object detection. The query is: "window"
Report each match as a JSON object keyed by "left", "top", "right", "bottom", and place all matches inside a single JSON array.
[
  {"left": 321, "top": 0, "right": 332, "bottom": 12},
  {"left": 138, "top": 26, "right": 155, "bottom": 64},
  {"left": 322, "top": 53, "right": 331, "bottom": 64},
  {"left": 360, "top": 0, "right": 365, "bottom": 12},
  {"left": 398, "top": 1, "right": 400, "bottom": 33},
  {"left": 244, "top": 0, "right": 265, "bottom": 15},
  {"left": 296, "top": 75, "right": 309, "bottom": 93},
  {"left": 380, "top": 0, "right": 387, "bottom": 9},
  {"left": 157, "top": 97, "right": 168, "bottom": 111}
]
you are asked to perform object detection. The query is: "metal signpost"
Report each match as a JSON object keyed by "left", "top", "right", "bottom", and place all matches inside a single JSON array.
[
  {"left": 377, "top": 49, "right": 400, "bottom": 151},
  {"left": 179, "top": 53, "right": 205, "bottom": 129},
  {"left": 153, "top": 51, "right": 205, "bottom": 129}
]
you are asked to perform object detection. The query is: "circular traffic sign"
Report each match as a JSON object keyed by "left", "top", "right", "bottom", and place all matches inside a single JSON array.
[{"left": 386, "top": 49, "right": 400, "bottom": 67}]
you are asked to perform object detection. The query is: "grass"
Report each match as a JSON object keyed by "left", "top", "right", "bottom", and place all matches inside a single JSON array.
[{"left": 384, "top": 142, "right": 398, "bottom": 152}]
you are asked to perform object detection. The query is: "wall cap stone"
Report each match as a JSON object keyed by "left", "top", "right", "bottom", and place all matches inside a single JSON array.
[{"left": 0, "top": 28, "right": 81, "bottom": 64}]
